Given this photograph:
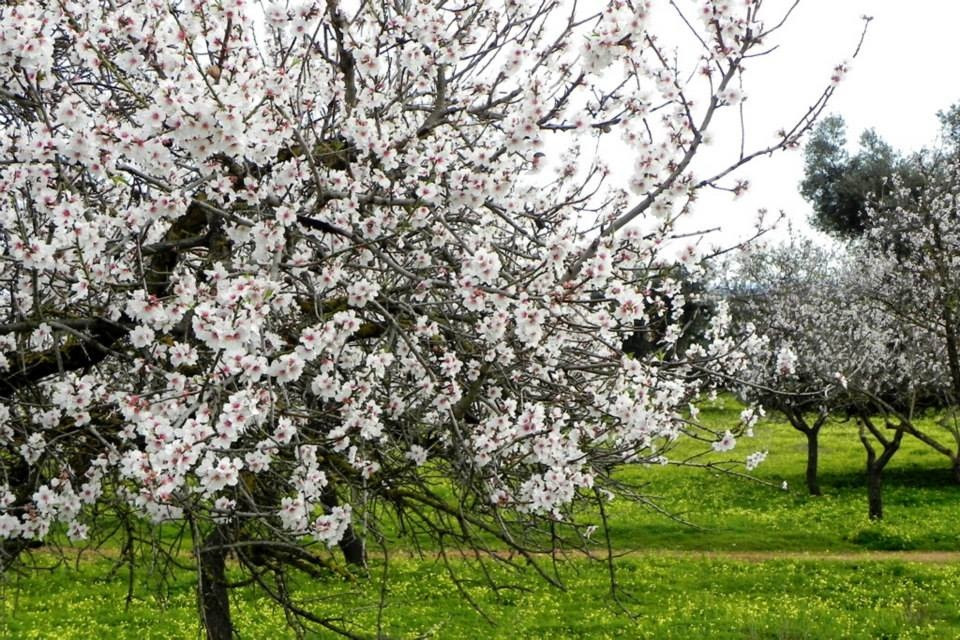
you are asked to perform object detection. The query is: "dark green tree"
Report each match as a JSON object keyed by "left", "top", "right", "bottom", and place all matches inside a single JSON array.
[
  {"left": 799, "top": 103, "right": 960, "bottom": 240},
  {"left": 800, "top": 115, "right": 908, "bottom": 238}
]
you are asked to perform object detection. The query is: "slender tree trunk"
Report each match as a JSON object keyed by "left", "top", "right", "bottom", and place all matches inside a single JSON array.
[
  {"left": 805, "top": 427, "right": 822, "bottom": 496},
  {"left": 858, "top": 415, "right": 903, "bottom": 521},
  {"left": 784, "top": 408, "right": 824, "bottom": 497},
  {"left": 199, "top": 527, "right": 233, "bottom": 640}
]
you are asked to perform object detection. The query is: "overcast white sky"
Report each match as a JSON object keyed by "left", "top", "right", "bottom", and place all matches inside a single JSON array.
[{"left": 676, "top": 0, "right": 960, "bottom": 249}]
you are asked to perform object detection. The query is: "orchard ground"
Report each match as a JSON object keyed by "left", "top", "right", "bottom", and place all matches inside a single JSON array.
[{"left": 4, "top": 395, "right": 960, "bottom": 639}]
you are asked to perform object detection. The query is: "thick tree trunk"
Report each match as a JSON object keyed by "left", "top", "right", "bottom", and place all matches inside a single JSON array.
[
  {"left": 199, "top": 527, "right": 233, "bottom": 640},
  {"left": 338, "top": 527, "right": 367, "bottom": 567},
  {"left": 805, "top": 428, "right": 822, "bottom": 496},
  {"left": 867, "top": 466, "right": 883, "bottom": 520},
  {"left": 320, "top": 485, "right": 366, "bottom": 567},
  {"left": 320, "top": 485, "right": 367, "bottom": 567},
  {"left": 1, "top": 459, "right": 38, "bottom": 571},
  {"left": 952, "top": 457, "right": 960, "bottom": 484}
]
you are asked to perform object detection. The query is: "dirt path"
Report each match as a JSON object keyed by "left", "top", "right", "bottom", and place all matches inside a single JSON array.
[
  {"left": 621, "top": 549, "right": 960, "bottom": 563},
  {"left": 387, "top": 547, "right": 960, "bottom": 564}
]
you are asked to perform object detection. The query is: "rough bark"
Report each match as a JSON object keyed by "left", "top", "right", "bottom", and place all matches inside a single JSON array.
[{"left": 199, "top": 527, "right": 233, "bottom": 640}]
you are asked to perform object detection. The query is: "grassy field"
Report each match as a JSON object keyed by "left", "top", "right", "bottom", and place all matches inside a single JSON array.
[
  {"left": 605, "top": 396, "right": 960, "bottom": 553},
  {"left": 4, "top": 397, "right": 960, "bottom": 639}
]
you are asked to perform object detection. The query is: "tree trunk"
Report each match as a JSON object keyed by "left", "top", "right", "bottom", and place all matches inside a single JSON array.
[
  {"left": 199, "top": 527, "right": 233, "bottom": 640},
  {"left": 952, "top": 457, "right": 960, "bottom": 484},
  {"left": 867, "top": 465, "right": 883, "bottom": 520},
  {"left": 805, "top": 427, "right": 822, "bottom": 496},
  {"left": 858, "top": 415, "right": 902, "bottom": 522},
  {"left": 783, "top": 408, "right": 824, "bottom": 497},
  {"left": 321, "top": 485, "right": 366, "bottom": 567},
  {"left": 338, "top": 527, "right": 367, "bottom": 567},
  {"left": 1, "top": 459, "right": 33, "bottom": 571}
]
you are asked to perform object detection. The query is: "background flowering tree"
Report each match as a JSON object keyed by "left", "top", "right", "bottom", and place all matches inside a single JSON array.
[
  {"left": 0, "top": 0, "right": 860, "bottom": 637},
  {"left": 718, "top": 234, "right": 847, "bottom": 495},
  {"left": 725, "top": 233, "right": 949, "bottom": 518},
  {"left": 788, "top": 105, "right": 960, "bottom": 514},
  {"left": 854, "top": 158, "right": 960, "bottom": 481}
]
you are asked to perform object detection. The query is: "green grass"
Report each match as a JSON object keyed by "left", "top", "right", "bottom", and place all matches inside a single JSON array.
[
  {"left": 4, "top": 552, "right": 960, "bottom": 639},
  {"left": 5, "top": 397, "right": 960, "bottom": 638},
  {"left": 603, "top": 397, "right": 960, "bottom": 552}
]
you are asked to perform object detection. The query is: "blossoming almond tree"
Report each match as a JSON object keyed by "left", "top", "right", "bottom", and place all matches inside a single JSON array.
[
  {"left": 0, "top": 0, "right": 861, "bottom": 636},
  {"left": 719, "top": 235, "right": 848, "bottom": 495},
  {"left": 815, "top": 262, "right": 945, "bottom": 520},
  {"left": 726, "top": 234, "right": 947, "bottom": 517},
  {"left": 855, "top": 158, "right": 960, "bottom": 482}
]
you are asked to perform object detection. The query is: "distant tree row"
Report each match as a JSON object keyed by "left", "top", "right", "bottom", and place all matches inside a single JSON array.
[{"left": 720, "top": 104, "right": 960, "bottom": 519}]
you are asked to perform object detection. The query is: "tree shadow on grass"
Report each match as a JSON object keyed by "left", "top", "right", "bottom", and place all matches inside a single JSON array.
[{"left": 817, "top": 465, "right": 960, "bottom": 491}]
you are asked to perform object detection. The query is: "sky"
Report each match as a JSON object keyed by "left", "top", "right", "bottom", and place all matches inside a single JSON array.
[{"left": 677, "top": 0, "right": 960, "bottom": 249}]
